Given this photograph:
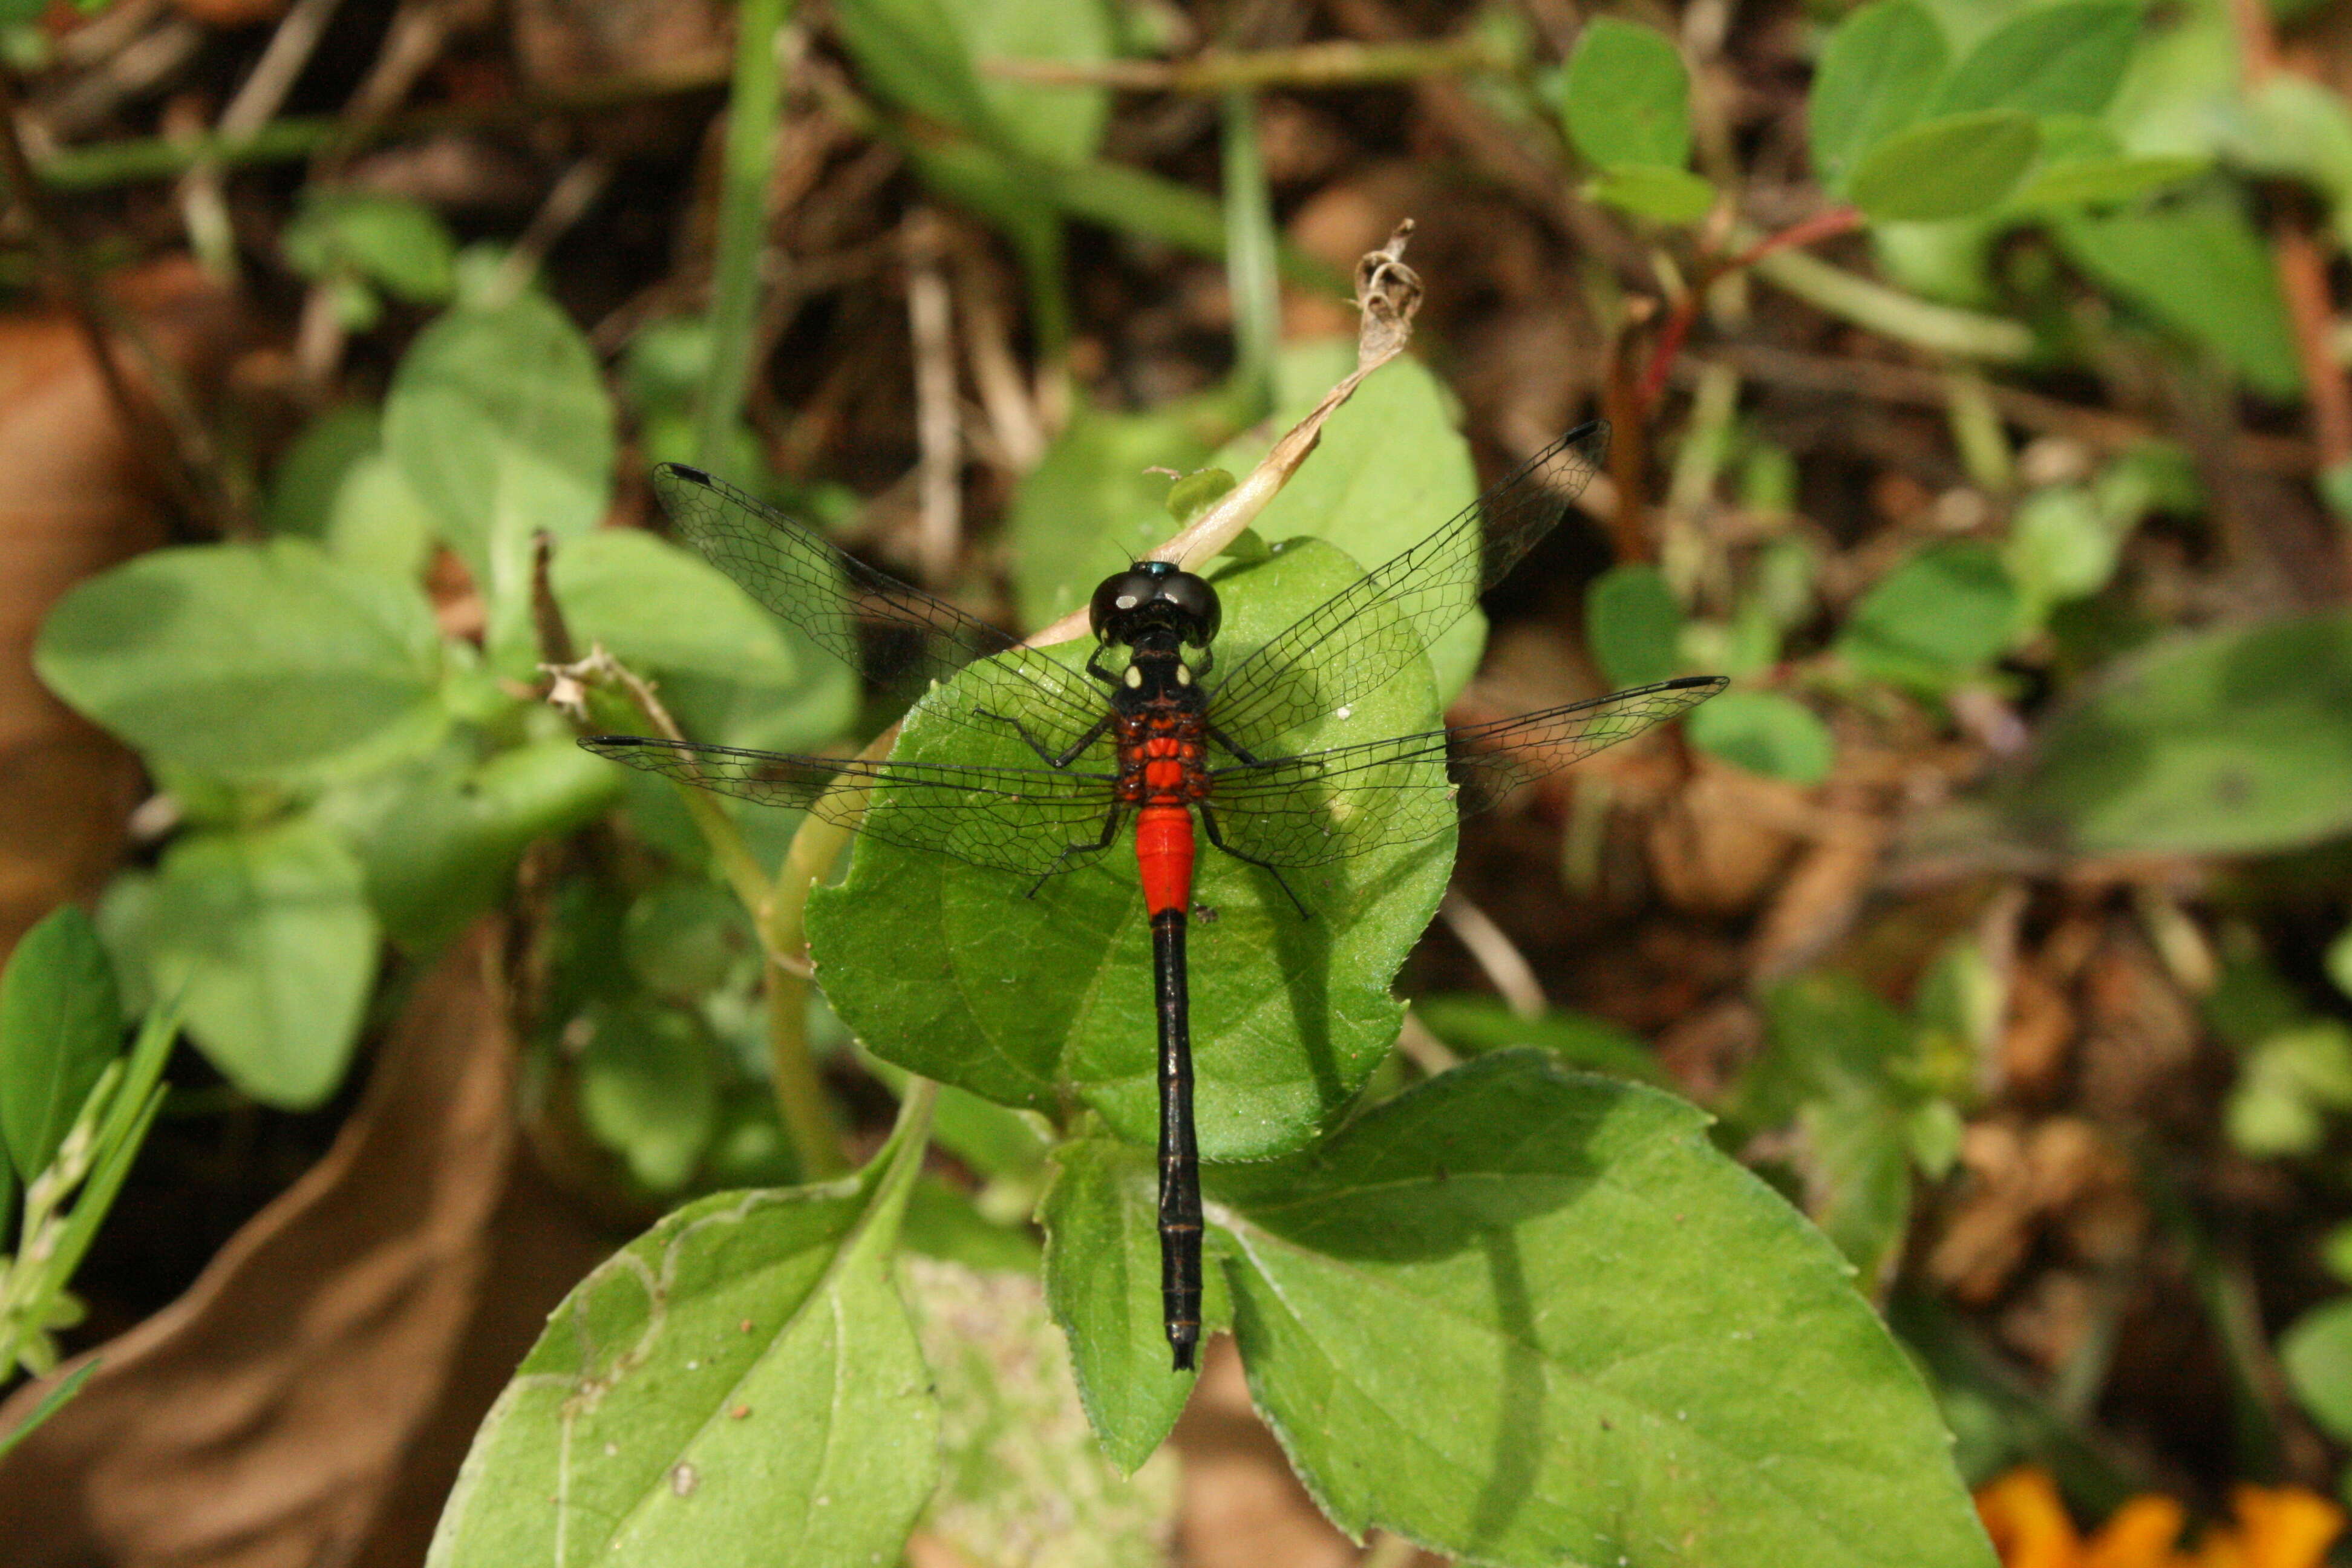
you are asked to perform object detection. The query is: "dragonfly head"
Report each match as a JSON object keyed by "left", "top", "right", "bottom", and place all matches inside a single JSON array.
[{"left": 1089, "top": 560, "right": 1221, "bottom": 648}]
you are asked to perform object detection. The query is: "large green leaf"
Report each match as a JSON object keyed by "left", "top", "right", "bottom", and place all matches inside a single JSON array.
[
  {"left": 112, "top": 820, "right": 379, "bottom": 1109},
  {"left": 809, "top": 538, "right": 1452, "bottom": 1161},
  {"left": 1008, "top": 405, "right": 1222, "bottom": 630},
  {"left": 1807, "top": 0, "right": 1949, "bottom": 194},
  {"left": 0, "top": 906, "right": 120, "bottom": 1183},
  {"left": 2004, "top": 612, "right": 2352, "bottom": 855},
  {"left": 1932, "top": 1, "right": 2137, "bottom": 119},
  {"left": 1847, "top": 109, "right": 2040, "bottom": 222},
  {"left": 2053, "top": 198, "right": 2302, "bottom": 399},
  {"left": 1210, "top": 344, "right": 1486, "bottom": 699},
  {"left": 552, "top": 528, "right": 856, "bottom": 753},
  {"left": 1835, "top": 541, "right": 2017, "bottom": 688},
  {"left": 1209, "top": 1053, "right": 1994, "bottom": 1567},
  {"left": 1561, "top": 19, "right": 1692, "bottom": 172},
  {"left": 426, "top": 1169, "right": 938, "bottom": 1568},
  {"left": 836, "top": 0, "right": 1113, "bottom": 166},
  {"left": 36, "top": 539, "right": 446, "bottom": 783},
  {"left": 1040, "top": 1138, "right": 1198, "bottom": 1471},
  {"left": 383, "top": 295, "right": 615, "bottom": 662}
]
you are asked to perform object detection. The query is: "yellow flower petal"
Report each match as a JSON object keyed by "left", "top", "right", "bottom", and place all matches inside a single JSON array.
[
  {"left": 2229, "top": 1483, "right": 2345, "bottom": 1568},
  {"left": 1981, "top": 1468, "right": 2085, "bottom": 1568},
  {"left": 2083, "top": 1495, "right": 2187, "bottom": 1568}
]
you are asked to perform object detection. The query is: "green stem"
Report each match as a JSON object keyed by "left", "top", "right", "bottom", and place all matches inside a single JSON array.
[
  {"left": 761, "top": 800, "right": 859, "bottom": 1179},
  {"left": 846, "top": 1076, "right": 938, "bottom": 1264},
  {"left": 1748, "top": 244, "right": 2036, "bottom": 364},
  {"left": 1221, "top": 91, "right": 1278, "bottom": 413},
  {"left": 697, "top": 0, "right": 792, "bottom": 469},
  {"left": 985, "top": 34, "right": 1507, "bottom": 93}
]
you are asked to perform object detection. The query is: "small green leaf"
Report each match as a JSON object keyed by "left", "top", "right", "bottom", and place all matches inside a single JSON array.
[
  {"left": 1932, "top": 1, "right": 2138, "bottom": 119},
  {"left": 1211, "top": 1053, "right": 1996, "bottom": 1568},
  {"left": 1687, "top": 690, "right": 1835, "bottom": 784},
  {"left": 1561, "top": 19, "right": 1693, "bottom": 172},
  {"left": 2010, "top": 153, "right": 2208, "bottom": 211},
  {"left": 264, "top": 404, "right": 383, "bottom": 540},
  {"left": 2227, "top": 74, "right": 2352, "bottom": 247},
  {"left": 1847, "top": 109, "right": 2040, "bottom": 222},
  {"left": 1411, "top": 994, "right": 1667, "bottom": 1084},
  {"left": 2006, "top": 612, "right": 2352, "bottom": 856},
  {"left": 1585, "top": 563, "right": 1684, "bottom": 688},
  {"left": 1041, "top": 1138, "right": 1195, "bottom": 1471},
  {"left": 2053, "top": 199, "right": 2302, "bottom": 400},
  {"left": 1165, "top": 467, "right": 1236, "bottom": 525},
  {"left": 1808, "top": 0, "right": 1950, "bottom": 193},
  {"left": 282, "top": 192, "right": 457, "bottom": 304},
  {"left": 835, "top": 0, "right": 1114, "bottom": 166},
  {"left": 0, "top": 906, "right": 120, "bottom": 1182},
  {"left": 383, "top": 295, "right": 615, "bottom": 660},
  {"left": 2226, "top": 1023, "right": 2352, "bottom": 1157},
  {"left": 1836, "top": 541, "right": 2018, "bottom": 687},
  {"left": 553, "top": 528, "right": 856, "bottom": 753},
  {"left": 36, "top": 540, "right": 446, "bottom": 783},
  {"left": 575, "top": 1000, "right": 720, "bottom": 1192},
  {"left": 2327, "top": 923, "right": 2352, "bottom": 1001},
  {"left": 2004, "top": 483, "right": 2122, "bottom": 624},
  {"left": 129, "top": 820, "right": 379, "bottom": 1110},
  {"left": 2283, "top": 1298, "right": 2352, "bottom": 1443},
  {"left": 426, "top": 1174, "right": 939, "bottom": 1568},
  {"left": 1584, "top": 164, "right": 1717, "bottom": 224}
]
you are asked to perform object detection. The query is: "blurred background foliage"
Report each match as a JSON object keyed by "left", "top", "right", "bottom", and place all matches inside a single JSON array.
[{"left": 0, "top": 0, "right": 2351, "bottom": 1558}]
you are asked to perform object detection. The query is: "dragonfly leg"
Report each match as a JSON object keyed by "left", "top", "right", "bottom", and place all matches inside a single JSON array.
[
  {"left": 1203, "top": 721, "right": 1266, "bottom": 766},
  {"left": 1025, "top": 805, "right": 1124, "bottom": 898},
  {"left": 973, "top": 707, "right": 1113, "bottom": 768},
  {"left": 1198, "top": 804, "right": 1309, "bottom": 919}
]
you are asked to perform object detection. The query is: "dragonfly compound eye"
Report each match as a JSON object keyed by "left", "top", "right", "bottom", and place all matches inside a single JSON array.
[{"left": 1089, "top": 564, "right": 1222, "bottom": 644}]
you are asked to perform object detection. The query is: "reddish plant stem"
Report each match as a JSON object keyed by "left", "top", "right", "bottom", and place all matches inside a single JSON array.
[{"left": 1637, "top": 206, "right": 1865, "bottom": 413}]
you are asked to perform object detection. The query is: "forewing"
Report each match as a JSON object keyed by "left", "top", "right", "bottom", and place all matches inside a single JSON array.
[
  {"left": 651, "top": 463, "right": 1109, "bottom": 756},
  {"left": 1206, "top": 675, "right": 1725, "bottom": 869},
  {"left": 583, "top": 734, "right": 1120, "bottom": 879},
  {"left": 1204, "top": 423, "right": 1609, "bottom": 751}
]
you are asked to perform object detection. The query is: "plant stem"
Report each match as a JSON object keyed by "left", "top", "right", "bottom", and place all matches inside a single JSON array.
[
  {"left": 985, "top": 34, "right": 1506, "bottom": 93},
  {"left": 697, "top": 0, "right": 792, "bottom": 469},
  {"left": 1221, "top": 91, "right": 1279, "bottom": 413},
  {"left": 1747, "top": 243, "right": 2036, "bottom": 364},
  {"left": 1639, "top": 207, "right": 1866, "bottom": 411}
]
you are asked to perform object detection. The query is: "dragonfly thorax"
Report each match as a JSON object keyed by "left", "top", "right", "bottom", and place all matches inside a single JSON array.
[{"left": 1089, "top": 560, "right": 1220, "bottom": 648}]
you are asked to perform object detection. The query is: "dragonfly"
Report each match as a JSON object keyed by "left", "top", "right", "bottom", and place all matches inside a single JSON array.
[{"left": 581, "top": 419, "right": 1725, "bottom": 1371}]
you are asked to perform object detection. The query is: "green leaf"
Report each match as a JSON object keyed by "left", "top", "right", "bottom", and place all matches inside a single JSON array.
[
  {"left": 2007, "top": 613, "right": 2352, "bottom": 855},
  {"left": 2283, "top": 1298, "right": 2352, "bottom": 1443},
  {"left": 1808, "top": 0, "right": 1950, "bottom": 194},
  {"left": 0, "top": 906, "right": 120, "bottom": 1182},
  {"left": 0, "top": 1358, "right": 97, "bottom": 1460},
  {"left": 2229, "top": 75, "right": 2352, "bottom": 247},
  {"left": 426, "top": 1171, "right": 939, "bottom": 1568},
  {"left": 809, "top": 538, "right": 1452, "bottom": 1162},
  {"left": 264, "top": 403, "right": 382, "bottom": 540},
  {"left": 282, "top": 191, "right": 457, "bottom": 303},
  {"left": 36, "top": 539, "right": 446, "bottom": 783},
  {"left": 575, "top": 1000, "right": 720, "bottom": 1192},
  {"left": 1411, "top": 994, "right": 1667, "bottom": 1084},
  {"left": 1584, "top": 164, "right": 1717, "bottom": 224},
  {"left": 1847, "top": 109, "right": 2040, "bottom": 222},
  {"left": 2053, "top": 200, "right": 2302, "bottom": 399},
  {"left": 1041, "top": 1138, "right": 1196, "bottom": 1471},
  {"left": 1210, "top": 1053, "right": 1995, "bottom": 1568},
  {"left": 2328, "top": 923, "right": 2352, "bottom": 1002},
  {"left": 125, "top": 820, "right": 379, "bottom": 1110},
  {"left": 552, "top": 528, "right": 857, "bottom": 753},
  {"left": 1586, "top": 564, "right": 1684, "bottom": 688},
  {"left": 317, "top": 736, "right": 622, "bottom": 950},
  {"left": 382, "top": 295, "right": 615, "bottom": 660},
  {"left": 1836, "top": 541, "right": 2017, "bottom": 687},
  {"left": 836, "top": 0, "right": 1114, "bottom": 166},
  {"left": 1932, "top": 2, "right": 2138, "bottom": 119},
  {"left": 1561, "top": 19, "right": 1693, "bottom": 172},
  {"left": 2225, "top": 1022, "right": 2352, "bottom": 1158},
  {"left": 1008, "top": 405, "right": 1221, "bottom": 630},
  {"left": 1687, "top": 689, "right": 1835, "bottom": 784},
  {"left": 1209, "top": 344, "right": 1485, "bottom": 699},
  {"left": 2010, "top": 152, "right": 2208, "bottom": 211}
]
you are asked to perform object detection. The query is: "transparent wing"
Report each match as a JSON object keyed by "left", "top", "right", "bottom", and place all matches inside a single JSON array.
[
  {"left": 583, "top": 734, "right": 1122, "bottom": 880},
  {"left": 652, "top": 463, "right": 1112, "bottom": 759},
  {"left": 1204, "top": 423, "right": 1609, "bottom": 753},
  {"left": 1204, "top": 676, "right": 1725, "bottom": 869}
]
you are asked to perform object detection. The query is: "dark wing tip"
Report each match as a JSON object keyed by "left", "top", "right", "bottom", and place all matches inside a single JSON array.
[
  {"left": 1667, "top": 674, "right": 1730, "bottom": 692},
  {"left": 656, "top": 462, "right": 713, "bottom": 485}
]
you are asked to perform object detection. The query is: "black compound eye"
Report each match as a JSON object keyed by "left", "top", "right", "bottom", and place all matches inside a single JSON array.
[
  {"left": 1164, "top": 572, "right": 1220, "bottom": 643},
  {"left": 1089, "top": 569, "right": 1164, "bottom": 638},
  {"left": 1088, "top": 563, "right": 1221, "bottom": 643}
]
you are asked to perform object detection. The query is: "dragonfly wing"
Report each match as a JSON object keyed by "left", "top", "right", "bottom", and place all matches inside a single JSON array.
[
  {"left": 1204, "top": 423, "right": 1608, "bottom": 751},
  {"left": 1204, "top": 675, "right": 1725, "bottom": 869},
  {"left": 652, "top": 464, "right": 1111, "bottom": 757},
  {"left": 583, "top": 734, "right": 1123, "bottom": 880}
]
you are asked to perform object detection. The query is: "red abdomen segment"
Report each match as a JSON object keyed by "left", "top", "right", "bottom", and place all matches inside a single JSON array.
[{"left": 1134, "top": 803, "right": 1196, "bottom": 919}]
